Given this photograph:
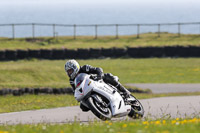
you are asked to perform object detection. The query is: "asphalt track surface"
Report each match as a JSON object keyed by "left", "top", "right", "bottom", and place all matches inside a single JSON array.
[
  {"left": 0, "top": 95, "right": 200, "bottom": 125},
  {"left": 126, "top": 83, "right": 200, "bottom": 93}
]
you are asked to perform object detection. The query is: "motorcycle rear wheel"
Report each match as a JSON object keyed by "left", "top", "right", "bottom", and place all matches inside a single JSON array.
[{"left": 87, "top": 94, "right": 112, "bottom": 121}]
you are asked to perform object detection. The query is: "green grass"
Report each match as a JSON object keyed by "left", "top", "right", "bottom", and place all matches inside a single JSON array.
[
  {"left": 0, "top": 33, "right": 200, "bottom": 50},
  {"left": 1, "top": 92, "right": 200, "bottom": 113},
  {"left": 0, "top": 118, "right": 200, "bottom": 133},
  {"left": 0, "top": 58, "right": 199, "bottom": 114},
  {"left": 0, "top": 58, "right": 199, "bottom": 89},
  {"left": 0, "top": 95, "right": 78, "bottom": 113}
]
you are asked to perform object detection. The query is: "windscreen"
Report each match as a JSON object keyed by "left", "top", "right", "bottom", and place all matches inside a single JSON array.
[{"left": 74, "top": 73, "right": 88, "bottom": 88}]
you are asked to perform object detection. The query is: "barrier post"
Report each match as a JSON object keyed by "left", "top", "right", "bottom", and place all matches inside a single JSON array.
[
  {"left": 32, "top": 23, "right": 35, "bottom": 39},
  {"left": 95, "top": 25, "right": 98, "bottom": 39},
  {"left": 74, "top": 24, "right": 76, "bottom": 40},
  {"left": 199, "top": 23, "right": 200, "bottom": 34},
  {"left": 137, "top": 24, "right": 140, "bottom": 38},
  {"left": 178, "top": 23, "right": 181, "bottom": 37},
  {"left": 12, "top": 24, "right": 15, "bottom": 39},
  {"left": 116, "top": 24, "right": 118, "bottom": 39},
  {"left": 158, "top": 24, "right": 160, "bottom": 37},
  {"left": 53, "top": 24, "right": 55, "bottom": 38}
]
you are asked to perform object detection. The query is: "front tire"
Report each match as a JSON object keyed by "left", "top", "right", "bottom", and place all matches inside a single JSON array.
[
  {"left": 128, "top": 95, "right": 144, "bottom": 119},
  {"left": 86, "top": 94, "right": 112, "bottom": 121}
]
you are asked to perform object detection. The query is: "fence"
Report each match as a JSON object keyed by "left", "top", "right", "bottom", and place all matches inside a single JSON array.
[{"left": 0, "top": 22, "right": 200, "bottom": 39}]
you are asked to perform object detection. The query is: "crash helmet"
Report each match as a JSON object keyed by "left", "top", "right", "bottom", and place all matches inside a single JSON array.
[{"left": 65, "top": 59, "right": 80, "bottom": 79}]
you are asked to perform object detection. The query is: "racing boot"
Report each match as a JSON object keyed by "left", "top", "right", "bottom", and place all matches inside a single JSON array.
[{"left": 116, "top": 83, "right": 131, "bottom": 98}]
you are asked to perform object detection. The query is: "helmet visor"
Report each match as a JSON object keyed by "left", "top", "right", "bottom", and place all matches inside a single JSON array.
[{"left": 67, "top": 68, "right": 74, "bottom": 77}]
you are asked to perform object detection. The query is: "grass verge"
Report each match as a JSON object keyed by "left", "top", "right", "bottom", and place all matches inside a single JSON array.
[
  {"left": 0, "top": 95, "right": 78, "bottom": 113},
  {"left": 0, "top": 118, "right": 200, "bottom": 133},
  {"left": 0, "top": 33, "right": 200, "bottom": 50},
  {"left": 0, "top": 92, "right": 200, "bottom": 113},
  {"left": 0, "top": 58, "right": 200, "bottom": 89}
]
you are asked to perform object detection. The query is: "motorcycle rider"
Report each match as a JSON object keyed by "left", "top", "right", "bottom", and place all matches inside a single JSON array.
[{"left": 65, "top": 59, "right": 131, "bottom": 112}]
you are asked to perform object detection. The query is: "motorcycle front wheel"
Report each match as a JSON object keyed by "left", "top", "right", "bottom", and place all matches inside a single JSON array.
[
  {"left": 86, "top": 94, "right": 112, "bottom": 121},
  {"left": 128, "top": 95, "right": 144, "bottom": 119}
]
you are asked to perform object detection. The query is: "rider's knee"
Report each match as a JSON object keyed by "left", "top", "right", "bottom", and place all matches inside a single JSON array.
[{"left": 103, "top": 73, "right": 119, "bottom": 86}]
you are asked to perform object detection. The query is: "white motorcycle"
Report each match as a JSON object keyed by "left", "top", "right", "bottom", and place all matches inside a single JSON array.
[{"left": 74, "top": 73, "right": 144, "bottom": 120}]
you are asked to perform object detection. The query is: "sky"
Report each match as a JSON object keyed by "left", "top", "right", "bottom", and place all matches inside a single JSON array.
[
  {"left": 0, "top": 0, "right": 199, "bottom": 24},
  {"left": 1, "top": 0, "right": 200, "bottom": 6},
  {"left": 0, "top": 0, "right": 199, "bottom": 10},
  {"left": 0, "top": 0, "right": 199, "bottom": 35}
]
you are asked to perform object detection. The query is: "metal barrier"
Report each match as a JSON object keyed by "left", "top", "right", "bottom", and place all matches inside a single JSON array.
[{"left": 0, "top": 22, "right": 200, "bottom": 39}]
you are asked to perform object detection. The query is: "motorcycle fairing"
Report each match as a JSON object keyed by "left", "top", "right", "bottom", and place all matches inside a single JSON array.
[
  {"left": 74, "top": 73, "right": 133, "bottom": 117},
  {"left": 93, "top": 81, "right": 131, "bottom": 117}
]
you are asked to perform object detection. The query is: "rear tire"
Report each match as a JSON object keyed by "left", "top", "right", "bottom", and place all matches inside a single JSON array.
[
  {"left": 87, "top": 94, "right": 112, "bottom": 121},
  {"left": 128, "top": 95, "right": 144, "bottom": 119}
]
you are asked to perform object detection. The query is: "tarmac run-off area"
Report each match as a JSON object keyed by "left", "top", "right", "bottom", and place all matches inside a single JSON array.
[{"left": 0, "top": 95, "right": 200, "bottom": 125}]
